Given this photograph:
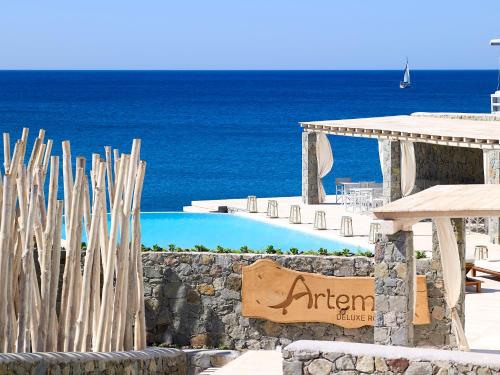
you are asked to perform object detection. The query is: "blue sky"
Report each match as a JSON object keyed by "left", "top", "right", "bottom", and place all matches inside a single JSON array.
[{"left": 1, "top": 1, "right": 499, "bottom": 69}]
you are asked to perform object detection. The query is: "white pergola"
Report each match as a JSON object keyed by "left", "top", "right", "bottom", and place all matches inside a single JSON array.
[
  {"left": 373, "top": 184, "right": 500, "bottom": 221},
  {"left": 300, "top": 113, "right": 500, "bottom": 149}
]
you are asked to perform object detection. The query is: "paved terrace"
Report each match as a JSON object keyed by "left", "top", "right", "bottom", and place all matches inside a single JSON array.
[{"left": 186, "top": 195, "right": 500, "bottom": 352}]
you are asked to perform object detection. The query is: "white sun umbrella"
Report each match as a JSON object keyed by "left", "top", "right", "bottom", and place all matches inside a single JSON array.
[{"left": 491, "top": 39, "right": 500, "bottom": 46}]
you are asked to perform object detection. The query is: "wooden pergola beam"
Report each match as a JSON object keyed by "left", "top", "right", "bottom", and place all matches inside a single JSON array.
[
  {"left": 373, "top": 185, "right": 500, "bottom": 221},
  {"left": 300, "top": 113, "right": 500, "bottom": 150}
]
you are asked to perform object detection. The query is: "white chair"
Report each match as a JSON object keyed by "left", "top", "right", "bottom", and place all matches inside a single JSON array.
[{"left": 335, "top": 177, "right": 352, "bottom": 203}]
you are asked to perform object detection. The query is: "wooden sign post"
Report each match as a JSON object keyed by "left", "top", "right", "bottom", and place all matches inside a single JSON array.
[{"left": 242, "top": 259, "right": 430, "bottom": 328}]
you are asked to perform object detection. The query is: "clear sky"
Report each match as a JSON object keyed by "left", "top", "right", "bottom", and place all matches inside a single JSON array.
[{"left": 1, "top": 1, "right": 500, "bottom": 70}]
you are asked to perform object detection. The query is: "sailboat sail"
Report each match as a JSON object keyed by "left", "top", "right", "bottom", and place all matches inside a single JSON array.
[
  {"left": 400, "top": 59, "right": 411, "bottom": 88},
  {"left": 403, "top": 63, "right": 410, "bottom": 84}
]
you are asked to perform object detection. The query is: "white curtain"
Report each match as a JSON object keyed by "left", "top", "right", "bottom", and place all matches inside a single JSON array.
[
  {"left": 400, "top": 141, "right": 416, "bottom": 196},
  {"left": 484, "top": 151, "right": 490, "bottom": 184},
  {"left": 435, "top": 218, "right": 470, "bottom": 351},
  {"left": 377, "top": 140, "right": 384, "bottom": 174},
  {"left": 316, "top": 133, "right": 333, "bottom": 203}
]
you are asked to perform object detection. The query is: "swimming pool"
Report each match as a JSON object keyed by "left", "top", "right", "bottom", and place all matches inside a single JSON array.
[{"left": 139, "top": 212, "right": 364, "bottom": 251}]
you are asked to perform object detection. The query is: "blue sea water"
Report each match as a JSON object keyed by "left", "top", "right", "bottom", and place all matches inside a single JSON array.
[{"left": 0, "top": 70, "right": 496, "bottom": 211}]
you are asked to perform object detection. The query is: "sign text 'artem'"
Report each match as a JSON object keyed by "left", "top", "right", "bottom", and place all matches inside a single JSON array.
[{"left": 241, "top": 259, "right": 430, "bottom": 328}]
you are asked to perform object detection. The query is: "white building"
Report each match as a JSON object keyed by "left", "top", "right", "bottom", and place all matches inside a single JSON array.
[{"left": 491, "top": 39, "right": 500, "bottom": 114}]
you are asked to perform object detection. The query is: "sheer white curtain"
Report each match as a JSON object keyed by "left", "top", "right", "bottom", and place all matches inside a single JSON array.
[
  {"left": 378, "top": 140, "right": 385, "bottom": 174},
  {"left": 316, "top": 133, "right": 333, "bottom": 203},
  {"left": 377, "top": 140, "right": 415, "bottom": 196},
  {"left": 435, "top": 217, "right": 469, "bottom": 351},
  {"left": 484, "top": 151, "right": 490, "bottom": 184},
  {"left": 400, "top": 141, "right": 416, "bottom": 196}
]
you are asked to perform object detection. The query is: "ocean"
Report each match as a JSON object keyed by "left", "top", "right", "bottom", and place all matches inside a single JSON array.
[{"left": 0, "top": 70, "right": 496, "bottom": 211}]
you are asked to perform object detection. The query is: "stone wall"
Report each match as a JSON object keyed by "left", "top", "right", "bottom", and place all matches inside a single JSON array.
[
  {"left": 143, "top": 252, "right": 373, "bottom": 350},
  {"left": 302, "top": 131, "right": 320, "bottom": 204},
  {"left": 283, "top": 340, "right": 500, "bottom": 375},
  {"left": 484, "top": 150, "right": 500, "bottom": 243},
  {"left": 374, "top": 231, "right": 415, "bottom": 347},
  {"left": 0, "top": 348, "right": 186, "bottom": 374},
  {"left": 413, "top": 142, "right": 484, "bottom": 193},
  {"left": 142, "top": 252, "right": 451, "bottom": 350}
]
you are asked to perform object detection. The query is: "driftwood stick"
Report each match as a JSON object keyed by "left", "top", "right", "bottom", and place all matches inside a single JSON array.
[
  {"left": 133, "top": 161, "right": 147, "bottom": 350},
  {"left": 82, "top": 176, "right": 91, "bottom": 240},
  {"left": 113, "top": 149, "right": 120, "bottom": 187},
  {"left": 104, "top": 146, "right": 114, "bottom": 210},
  {"left": 0, "top": 171, "right": 16, "bottom": 351},
  {"left": 41, "top": 139, "right": 53, "bottom": 185},
  {"left": 115, "top": 139, "right": 140, "bottom": 350},
  {"left": 27, "top": 138, "right": 41, "bottom": 177},
  {"left": 111, "top": 154, "right": 134, "bottom": 351},
  {"left": 47, "top": 201, "right": 63, "bottom": 352},
  {"left": 39, "top": 156, "right": 59, "bottom": 351},
  {"left": 72, "top": 158, "right": 86, "bottom": 345},
  {"left": 3, "top": 133, "right": 10, "bottom": 173},
  {"left": 60, "top": 167, "right": 83, "bottom": 351},
  {"left": 9, "top": 140, "right": 23, "bottom": 177},
  {"left": 64, "top": 168, "right": 84, "bottom": 352},
  {"left": 37, "top": 129, "right": 45, "bottom": 144},
  {"left": 75, "top": 162, "right": 105, "bottom": 351},
  {"left": 62, "top": 141, "right": 73, "bottom": 235},
  {"left": 17, "top": 185, "right": 37, "bottom": 352},
  {"left": 5, "top": 204, "right": 18, "bottom": 353},
  {"left": 95, "top": 154, "right": 126, "bottom": 352}
]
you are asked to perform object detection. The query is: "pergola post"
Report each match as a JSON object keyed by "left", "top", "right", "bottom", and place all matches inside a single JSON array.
[
  {"left": 380, "top": 140, "right": 402, "bottom": 203},
  {"left": 483, "top": 150, "right": 500, "bottom": 243},
  {"left": 430, "top": 218, "right": 466, "bottom": 346},
  {"left": 302, "top": 131, "right": 319, "bottom": 204},
  {"left": 374, "top": 229, "right": 415, "bottom": 346}
]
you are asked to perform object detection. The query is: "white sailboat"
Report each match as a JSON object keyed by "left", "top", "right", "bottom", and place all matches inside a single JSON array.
[{"left": 400, "top": 58, "right": 411, "bottom": 89}]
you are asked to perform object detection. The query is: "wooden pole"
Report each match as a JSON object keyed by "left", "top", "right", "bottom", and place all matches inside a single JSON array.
[
  {"left": 95, "top": 154, "right": 126, "bottom": 352},
  {"left": 74, "top": 162, "right": 105, "bottom": 351},
  {"left": 115, "top": 140, "right": 140, "bottom": 350},
  {"left": 133, "top": 161, "right": 147, "bottom": 350},
  {"left": 41, "top": 139, "right": 53, "bottom": 185},
  {"left": 17, "top": 185, "right": 37, "bottom": 352},
  {"left": 0, "top": 169, "right": 16, "bottom": 351},
  {"left": 3, "top": 133, "right": 10, "bottom": 173},
  {"left": 62, "top": 141, "right": 73, "bottom": 236},
  {"left": 104, "top": 146, "right": 114, "bottom": 210},
  {"left": 39, "top": 156, "right": 59, "bottom": 351},
  {"left": 61, "top": 167, "right": 83, "bottom": 351},
  {"left": 47, "top": 201, "right": 63, "bottom": 352}
]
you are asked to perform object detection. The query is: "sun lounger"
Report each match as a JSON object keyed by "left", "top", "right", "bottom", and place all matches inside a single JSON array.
[
  {"left": 471, "top": 260, "right": 500, "bottom": 279},
  {"left": 465, "top": 277, "right": 483, "bottom": 293}
]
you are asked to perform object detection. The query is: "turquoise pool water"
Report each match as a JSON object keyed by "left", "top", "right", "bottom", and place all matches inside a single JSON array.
[{"left": 139, "top": 212, "right": 363, "bottom": 251}]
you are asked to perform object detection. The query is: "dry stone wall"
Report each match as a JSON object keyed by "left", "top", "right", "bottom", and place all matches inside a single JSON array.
[
  {"left": 283, "top": 340, "right": 500, "bottom": 375},
  {"left": 0, "top": 348, "right": 186, "bottom": 374},
  {"left": 142, "top": 252, "right": 456, "bottom": 350}
]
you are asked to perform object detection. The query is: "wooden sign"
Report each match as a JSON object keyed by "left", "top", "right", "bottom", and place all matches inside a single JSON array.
[{"left": 242, "top": 259, "right": 430, "bottom": 328}]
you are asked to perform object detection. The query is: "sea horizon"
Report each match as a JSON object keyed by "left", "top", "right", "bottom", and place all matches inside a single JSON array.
[{"left": 0, "top": 68, "right": 497, "bottom": 71}]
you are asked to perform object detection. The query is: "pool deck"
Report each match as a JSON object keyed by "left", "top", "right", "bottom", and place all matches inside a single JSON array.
[
  {"left": 186, "top": 194, "right": 433, "bottom": 252},
  {"left": 186, "top": 194, "right": 500, "bottom": 353}
]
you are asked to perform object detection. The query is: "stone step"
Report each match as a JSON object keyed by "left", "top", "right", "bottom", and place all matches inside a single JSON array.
[
  {"left": 198, "top": 368, "right": 220, "bottom": 374},
  {"left": 211, "top": 350, "right": 283, "bottom": 375}
]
